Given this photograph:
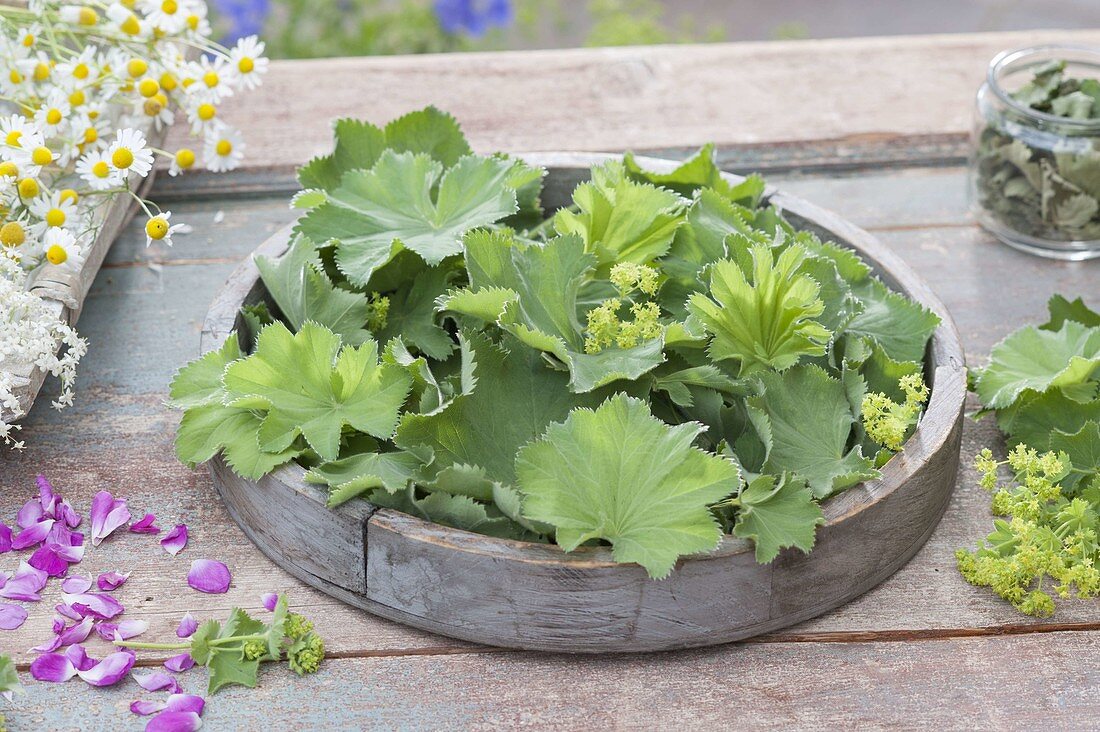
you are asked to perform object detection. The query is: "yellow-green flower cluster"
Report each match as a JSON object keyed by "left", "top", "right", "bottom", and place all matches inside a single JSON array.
[
  {"left": 860, "top": 372, "right": 929, "bottom": 451},
  {"left": 956, "top": 445, "right": 1099, "bottom": 617},
  {"left": 584, "top": 262, "right": 663, "bottom": 353}
]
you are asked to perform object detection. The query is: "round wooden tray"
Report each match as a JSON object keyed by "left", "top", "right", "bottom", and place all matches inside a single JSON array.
[{"left": 201, "top": 154, "right": 967, "bottom": 653}]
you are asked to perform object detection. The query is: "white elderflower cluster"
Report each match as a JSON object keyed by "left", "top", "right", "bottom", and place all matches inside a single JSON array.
[{"left": 0, "top": 1, "right": 267, "bottom": 446}]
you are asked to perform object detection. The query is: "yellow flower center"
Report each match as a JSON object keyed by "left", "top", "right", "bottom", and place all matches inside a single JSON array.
[
  {"left": 0, "top": 221, "right": 25, "bottom": 246},
  {"left": 34, "top": 62, "right": 49, "bottom": 82},
  {"left": 138, "top": 78, "right": 159, "bottom": 97},
  {"left": 238, "top": 57, "right": 255, "bottom": 73},
  {"left": 17, "top": 178, "right": 39, "bottom": 198},
  {"left": 203, "top": 71, "right": 219, "bottom": 88},
  {"left": 78, "top": 7, "right": 97, "bottom": 25},
  {"left": 215, "top": 140, "right": 232, "bottom": 156},
  {"left": 127, "top": 58, "right": 147, "bottom": 78},
  {"left": 119, "top": 14, "right": 140, "bottom": 35},
  {"left": 0, "top": 161, "right": 17, "bottom": 177},
  {"left": 88, "top": 109, "right": 99, "bottom": 120},
  {"left": 161, "top": 0, "right": 178, "bottom": 13},
  {"left": 5, "top": 130, "right": 21, "bottom": 147},
  {"left": 45, "top": 208, "right": 65, "bottom": 227},
  {"left": 122, "top": 0, "right": 135, "bottom": 7},
  {"left": 46, "top": 243, "right": 67, "bottom": 264},
  {"left": 186, "top": 14, "right": 199, "bottom": 30},
  {"left": 73, "top": 62, "right": 89, "bottom": 79},
  {"left": 31, "top": 146, "right": 52, "bottom": 166},
  {"left": 112, "top": 147, "right": 134, "bottom": 169},
  {"left": 154, "top": 92, "right": 168, "bottom": 107},
  {"left": 60, "top": 188, "right": 78, "bottom": 204},
  {"left": 83, "top": 127, "right": 97, "bottom": 144},
  {"left": 45, "top": 108, "right": 62, "bottom": 125},
  {"left": 181, "top": 77, "right": 195, "bottom": 88},
  {"left": 159, "top": 72, "right": 177, "bottom": 91},
  {"left": 197, "top": 103, "right": 216, "bottom": 121},
  {"left": 22, "top": 34, "right": 34, "bottom": 47},
  {"left": 69, "top": 89, "right": 86, "bottom": 106},
  {"left": 145, "top": 217, "right": 169, "bottom": 239},
  {"left": 91, "top": 160, "right": 110, "bottom": 178},
  {"left": 143, "top": 98, "right": 163, "bottom": 116},
  {"left": 175, "top": 148, "right": 195, "bottom": 169},
  {"left": 9, "top": 69, "right": 22, "bottom": 85}
]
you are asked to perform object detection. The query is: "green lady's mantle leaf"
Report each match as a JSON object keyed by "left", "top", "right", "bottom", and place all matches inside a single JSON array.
[
  {"left": 732, "top": 473, "right": 824, "bottom": 563},
  {"left": 688, "top": 243, "right": 832, "bottom": 376},
  {"left": 516, "top": 394, "right": 739, "bottom": 579},
  {"left": 974, "top": 321, "right": 1100, "bottom": 409},
  {"left": 298, "top": 150, "right": 518, "bottom": 285},
  {"left": 224, "top": 322, "right": 412, "bottom": 462}
]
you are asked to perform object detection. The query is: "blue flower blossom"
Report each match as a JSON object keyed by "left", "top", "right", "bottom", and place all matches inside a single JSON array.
[
  {"left": 433, "top": 0, "right": 513, "bottom": 37},
  {"left": 213, "top": 0, "right": 271, "bottom": 44}
]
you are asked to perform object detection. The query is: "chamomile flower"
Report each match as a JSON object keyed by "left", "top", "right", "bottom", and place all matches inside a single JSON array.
[
  {"left": 181, "top": 1, "right": 211, "bottom": 37},
  {"left": 29, "top": 191, "right": 79, "bottom": 238},
  {"left": 108, "top": 128, "right": 154, "bottom": 177},
  {"left": 56, "top": 47, "right": 99, "bottom": 87},
  {"left": 76, "top": 149, "right": 122, "bottom": 190},
  {"left": 137, "top": 91, "right": 174, "bottom": 131},
  {"left": 186, "top": 100, "right": 220, "bottom": 135},
  {"left": 106, "top": 3, "right": 145, "bottom": 37},
  {"left": 168, "top": 147, "right": 196, "bottom": 176},
  {"left": 8, "top": 138, "right": 54, "bottom": 177},
  {"left": 34, "top": 89, "right": 72, "bottom": 137},
  {"left": 59, "top": 5, "right": 100, "bottom": 26},
  {"left": 144, "top": 210, "right": 185, "bottom": 247},
  {"left": 141, "top": 0, "right": 190, "bottom": 33},
  {"left": 203, "top": 127, "right": 243, "bottom": 172},
  {"left": 13, "top": 25, "right": 41, "bottom": 57},
  {"left": 42, "top": 227, "right": 84, "bottom": 269},
  {"left": 227, "top": 36, "right": 268, "bottom": 91},
  {"left": 190, "top": 55, "right": 233, "bottom": 103},
  {"left": 0, "top": 115, "right": 44, "bottom": 154}
]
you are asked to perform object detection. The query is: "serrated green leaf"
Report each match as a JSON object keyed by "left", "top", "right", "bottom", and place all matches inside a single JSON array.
[
  {"left": 733, "top": 473, "right": 824, "bottom": 563},
  {"left": 847, "top": 278, "right": 940, "bottom": 363},
  {"left": 367, "top": 486, "right": 530, "bottom": 539},
  {"left": 688, "top": 243, "right": 832, "bottom": 376},
  {"left": 306, "top": 449, "right": 429, "bottom": 506},
  {"left": 207, "top": 651, "right": 260, "bottom": 695},
  {"left": 374, "top": 263, "right": 457, "bottom": 359},
  {"left": 255, "top": 235, "right": 374, "bottom": 346},
  {"left": 974, "top": 321, "right": 1100, "bottom": 409},
  {"left": 0, "top": 654, "right": 21, "bottom": 697},
  {"left": 1049, "top": 420, "right": 1100, "bottom": 491},
  {"left": 748, "top": 365, "right": 879, "bottom": 498},
  {"left": 998, "top": 389, "right": 1100, "bottom": 449},
  {"left": 188, "top": 620, "right": 220, "bottom": 665},
  {"left": 223, "top": 322, "right": 412, "bottom": 461},
  {"left": 517, "top": 394, "right": 739, "bottom": 579},
  {"left": 168, "top": 333, "right": 242, "bottom": 409},
  {"left": 624, "top": 144, "right": 765, "bottom": 205},
  {"left": 1039, "top": 294, "right": 1100, "bottom": 331},
  {"left": 298, "top": 151, "right": 518, "bottom": 285}
]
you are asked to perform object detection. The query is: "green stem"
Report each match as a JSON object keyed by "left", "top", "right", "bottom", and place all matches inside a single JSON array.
[{"left": 113, "top": 640, "right": 190, "bottom": 650}]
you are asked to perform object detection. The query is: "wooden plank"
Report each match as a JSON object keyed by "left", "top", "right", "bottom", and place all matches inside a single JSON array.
[
  {"left": 3, "top": 167, "right": 1098, "bottom": 665},
  {"left": 162, "top": 29, "right": 1100, "bottom": 177},
  {"left": 8, "top": 631, "right": 1099, "bottom": 730}
]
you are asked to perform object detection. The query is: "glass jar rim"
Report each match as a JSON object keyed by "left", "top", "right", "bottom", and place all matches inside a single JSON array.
[{"left": 988, "top": 44, "right": 1100, "bottom": 129}]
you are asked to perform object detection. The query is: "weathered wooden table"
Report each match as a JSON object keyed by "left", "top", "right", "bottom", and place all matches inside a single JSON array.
[{"left": 3, "top": 29, "right": 1099, "bottom": 730}]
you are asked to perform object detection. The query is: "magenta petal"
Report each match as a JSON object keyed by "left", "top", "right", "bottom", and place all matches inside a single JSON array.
[
  {"left": 17, "top": 499, "right": 44, "bottom": 529},
  {"left": 0, "top": 523, "right": 11, "bottom": 553},
  {"left": 29, "top": 541, "right": 84, "bottom": 577},
  {"left": 187, "top": 559, "right": 230, "bottom": 594},
  {"left": 89, "top": 490, "right": 131, "bottom": 547},
  {"left": 61, "top": 574, "right": 92, "bottom": 594},
  {"left": 30, "top": 652, "right": 77, "bottom": 682},
  {"left": 130, "top": 513, "right": 161, "bottom": 534},
  {"left": 146, "top": 711, "right": 203, "bottom": 732},
  {"left": 57, "top": 500, "right": 82, "bottom": 528},
  {"left": 61, "top": 592, "right": 125, "bottom": 620},
  {"left": 163, "top": 653, "right": 195, "bottom": 673},
  {"left": 56, "top": 602, "right": 82, "bottom": 621},
  {"left": 65, "top": 643, "right": 96, "bottom": 671},
  {"left": 175, "top": 613, "right": 198, "bottom": 638},
  {"left": 260, "top": 592, "right": 278, "bottom": 612},
  {"left": 0, "top": 561, "right": 47, "bottom": 601},
  {"left": 12, "top": 519, "right": 54, "bottom": 550},
  {"left": 96, "top": 619, "right": 148, "bottom": 641},
  {"left": 97, "top": 571, "right": 130, "bottom": 591},
  {"left": 134, "top": 671, "right": 183, "bottom": 693},
  {"left": 77, "top": 651, "right": 136, "bottom": 687},
  {"left": 0, "top": 603, "right": 28, "bottom": 630},
  {"left": 160, "top": 525, "right": 188, "bottom": 556},
  {"left": 32, "top": 616, "right": 94, "bottom": 652},
  {"left": 165, "top": 694, "right": 205, "bottom": 715},
  {"left": 132, "top": 699, "right": 166, "bottom": 716}
]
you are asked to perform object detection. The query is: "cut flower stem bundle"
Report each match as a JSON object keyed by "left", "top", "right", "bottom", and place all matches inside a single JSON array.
[{"left": 170, "top": 107, "right": 941, "bottom": 579}]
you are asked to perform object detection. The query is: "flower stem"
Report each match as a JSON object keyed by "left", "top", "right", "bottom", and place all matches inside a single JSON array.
[{"left": 113, "top": 640, "right": 190, "bottom": 650}]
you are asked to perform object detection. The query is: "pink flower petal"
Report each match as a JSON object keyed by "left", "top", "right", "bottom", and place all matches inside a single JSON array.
[
  {"left": 89, "top": 490, "right": 131, "bottom": 547},
  {"left": 0, "top": 561, "right": 48, "bottom": 601},
  {"left": 57, "top": 500, "right": 82, "bottom": 529},
  {"left": 175, "top": 613, "right": 197, "bottom": 638},
  {"left": 134, "top": 671, "right": 182, "bottom": 693},
  {"left": 164, "top": 653, "right": 195, "bottom": 673},
  {"left": 0, "top": 603, "right": 28, "bottom": 630},
  {"left": 17, "top": 499, "right": 44, "bottom": 529},
  {"left": 260, "top": 592, "right": 278, "bottom": 612},
  {"left": 29, "top": 541, "right": 84, "bottom": 577},
  {"left": 95, "top": 619, "right": 147, "bottom": 641},
  {"left": 97, "top": 571, "right": 131, "bottom": 591},
  {"left": 31, "top": 616, "right": 94, "bottom": 652},
  {"left": 37, "top": 474, "right": 58, "bottom": 509},
  {"left": 187, "top": 559, "right": 230, "bottom": 594},
  {"left": 56, "top": 602, "right": 82, "bottom": 621},
  {"left": 146, "top": 711, "right": 203, "bottom": 732},
  {"left": 65, "top": 644, "right": 95, "bottom": 671},
  {"left": 130, "top": 513, "right": 161, "bottom": 534},
  {"left": 0, "top": 523, "right": 11, "bottom": 553},
  {"left": 30, "top": 652, "right": 78, "bottom": 682},
  {"left": 61, "top": 592, "right": 125, "bottom": 620},
  {"left": 160, "top": 524, "right": 188, "bottom": 556},
  {"left": 132, "top": 699, "right": 166, "bottom": 716},
  {"left": 77, "top": 651, "right": 136, "bottom": 687},
  {"left": 165, "top": 694, "right": 205, "bottom": 715},
  {"left": 12, "top": 519, "right": 54, "bottom": 550},
  {"left": 61, "top": 575, "right": 92, "bottom": 594}
]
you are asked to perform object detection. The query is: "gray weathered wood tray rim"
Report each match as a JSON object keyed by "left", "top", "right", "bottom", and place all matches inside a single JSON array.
[{"left": 200, "top": 153, "right": 968, "bottom": 652}]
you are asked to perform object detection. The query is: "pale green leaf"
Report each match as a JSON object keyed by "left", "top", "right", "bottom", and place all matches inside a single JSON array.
[
  {"left": 974, "top": 321, "right": 1100, "bottom": 409},
  {"left": 733, "top": 473, "right": 824, "bottom": 563},
  {"left": 847, "top": 278, "right": 940, "bottom": 363}
]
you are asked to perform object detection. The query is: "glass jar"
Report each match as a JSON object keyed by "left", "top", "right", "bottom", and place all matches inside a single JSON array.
[{"left": 969, "top": 45, "right": 1100, "bottom": 260}]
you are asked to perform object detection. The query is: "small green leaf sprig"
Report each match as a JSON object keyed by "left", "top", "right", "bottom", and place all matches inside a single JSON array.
[{"left": 115, "top": 596, "right": 325, "bottom": 694}]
